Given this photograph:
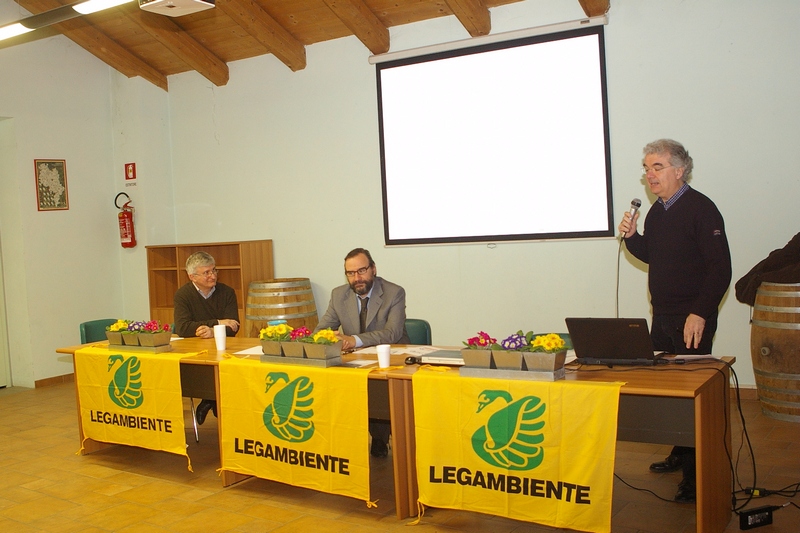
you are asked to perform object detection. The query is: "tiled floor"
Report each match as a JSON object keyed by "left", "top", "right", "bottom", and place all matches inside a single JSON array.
[{"left": 0, "top": 383, "right": 798, "bottom": 532}]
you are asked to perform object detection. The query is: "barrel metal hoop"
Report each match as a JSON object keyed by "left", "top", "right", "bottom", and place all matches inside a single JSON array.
[
  {"left": 246, "top": 311, "right": 318, "bottom": 321},
  {"left": 752, "top": 320, "right": 800, "bottom": 329},
  {"left": 250, "top": 281, "right": 310, "bottom": 289},
  {"left": 753, "top": 383, "right": 800, "bottom": 398},
  {"left": 756, "top": 290, "right": 800, "bottom": 297},
  {"left": 756, "top": 395, "right": 800, "bottom": 409},
  {"left": 246, "top": 299, "right": 315, "bottom": 310},
  {"left": 248, "top": 289, "right": 313, "bottom": 297},
  {"left": 753, "top": 406, "right": 800, "bottom": 422},
  {"left": 753, "top": 368, "right": 800, "bottom": 381},
  {"left": 753, "top": 304, "right": 800, "bottom": 313}
]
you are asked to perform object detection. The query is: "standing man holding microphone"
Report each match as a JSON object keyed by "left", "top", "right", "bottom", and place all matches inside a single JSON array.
[{"left": 618, "top": 139, "right": 732, "bottom": 503}]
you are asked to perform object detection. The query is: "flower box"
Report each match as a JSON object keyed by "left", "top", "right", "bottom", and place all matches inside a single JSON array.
[
  {"left": 304, "top": 341, "right": 342, "bottom": 360},
  {"left": 281, "top": 341, "right": 305, "bottom": 358},
  {"left": 523, "top": 351, "right": 567, "bottom": 372},
  {"left": 122, "top": 332, "right": 140, "bottom": 346},
  {"left": 106, "top": 331, "right": 123, "bottom": 345},
  {"left": 261, "top": 340, "right": 284, "bottom": 356},
  {"left": 461, "top": 348, "right": 494, "bottom": 369},
  {"left": 138, "top": 331, "right": 172, "bottom": 347},
  {"left": 492, "top": 350, "right": 524, "bottom": 370}
]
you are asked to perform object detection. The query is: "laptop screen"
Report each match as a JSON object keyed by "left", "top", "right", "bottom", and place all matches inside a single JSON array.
[{"left": 565, "top": 317, "right": 661, "bottom": 366}]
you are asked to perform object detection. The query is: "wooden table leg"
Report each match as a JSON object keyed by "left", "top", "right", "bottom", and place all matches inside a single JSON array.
[
  {"left": 694, "top": 367, "right": 733, "bottom": 532},
  {"left": 388, "top": 378, "right": 418, "bottom": 519}
]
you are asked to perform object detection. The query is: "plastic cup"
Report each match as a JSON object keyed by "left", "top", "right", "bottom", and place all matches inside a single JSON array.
[
  {"left": 376, "top": 344, "right": 391, "bottom": 368},
  {"left": 213, "top": 324, "right": 227, "bottom": 351}
]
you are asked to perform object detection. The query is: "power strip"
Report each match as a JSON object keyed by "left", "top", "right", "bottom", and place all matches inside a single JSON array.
[{"left": 739, "top": 505, "right": 775, "bottom": 530}]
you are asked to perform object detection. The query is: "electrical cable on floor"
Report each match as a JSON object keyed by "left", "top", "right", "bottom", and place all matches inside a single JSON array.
[{"left": 611, "top": 215, "right": 800, "bottom": 518}]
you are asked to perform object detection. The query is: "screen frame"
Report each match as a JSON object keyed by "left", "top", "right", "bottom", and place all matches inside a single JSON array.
[{"left": 376, "top": 25, "right": 614, "bottom": 246}]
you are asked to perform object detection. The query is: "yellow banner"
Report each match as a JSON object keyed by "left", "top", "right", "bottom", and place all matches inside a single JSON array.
[
  {"left": 75, "top": 346, "right": 191, "bottom": 465},
  {"left": 219, "top": 358, "right": 371, "bottom": 502},
  {"left": 413, "top": 370, "right": 623, "bottom": 533}
]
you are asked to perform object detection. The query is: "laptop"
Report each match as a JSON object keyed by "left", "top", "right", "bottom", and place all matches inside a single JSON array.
[{"left": 565, "top": 317, "right": 665, "bottom": 366}]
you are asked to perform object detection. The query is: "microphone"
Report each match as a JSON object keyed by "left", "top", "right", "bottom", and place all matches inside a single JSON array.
[{"left": 620, "top": 198, "right": 642, "bottom": 238}]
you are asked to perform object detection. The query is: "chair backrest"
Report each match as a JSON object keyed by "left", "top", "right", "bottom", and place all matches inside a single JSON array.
[
  {"left": 405, "top": 318, "right": 432, "bottom": 345},
  {"left": 80, "top": 319, "right": 117, "bottom": 344}
]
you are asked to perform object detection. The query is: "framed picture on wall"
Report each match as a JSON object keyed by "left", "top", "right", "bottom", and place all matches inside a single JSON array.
[{"left": 34, "top": 159, "right": 69, "bottom": 211}]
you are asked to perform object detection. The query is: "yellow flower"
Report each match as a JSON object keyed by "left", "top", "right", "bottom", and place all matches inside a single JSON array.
[
  {"left": 531, "top": 333, "right": 565, "bottom": 353},
  {"left": 108, "top": 320, "right": 129, "bottom": 332},
  {"left": 259, "top": 323, "right": 294, "bottom": 341},
  {"left": 313, "top": 329, "right": 339, "bottom": 344}
]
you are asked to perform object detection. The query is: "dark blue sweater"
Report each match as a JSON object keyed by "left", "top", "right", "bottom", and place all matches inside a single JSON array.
[{"left": 625, "top": 187, "right": 732, "bottom": 318}]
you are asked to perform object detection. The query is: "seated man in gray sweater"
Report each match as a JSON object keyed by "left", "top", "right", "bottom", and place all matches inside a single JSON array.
[{"left": 174, "top": 251, "right": 240, "bottom": 424}]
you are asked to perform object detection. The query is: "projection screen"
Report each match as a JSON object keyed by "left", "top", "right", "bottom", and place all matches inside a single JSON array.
[{"left": 376, "top": 25, "right": 613, "bottom": 245}]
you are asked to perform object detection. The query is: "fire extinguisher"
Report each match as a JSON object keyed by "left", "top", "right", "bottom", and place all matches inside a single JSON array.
[{"left": 115, "top": 192, "right": 137, "bottom": 248}]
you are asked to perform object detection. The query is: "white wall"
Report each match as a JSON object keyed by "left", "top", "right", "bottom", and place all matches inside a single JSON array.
[
  {"left": 162, "top": 0, "right": 800, "bottom": 387},
  {"left": 1, "top": 0, "right": 799, "bottom": 387},
  {"left": 0, "top": 32, "right": 123, "bottom": 386}
]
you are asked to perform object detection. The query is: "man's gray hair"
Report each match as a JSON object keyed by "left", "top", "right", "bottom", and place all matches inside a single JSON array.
[
  {"left": 185, "top": 251, "right": 215, "bottom": 275},
  {"left": 643, "top": 139, "right": 693, "bottom": 178}
]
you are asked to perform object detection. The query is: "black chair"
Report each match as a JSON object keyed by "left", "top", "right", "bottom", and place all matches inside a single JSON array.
[
  {"left": 79, "top": 319, "right": 116, "bottom": 344},
  {"left": 405, "top": 318, "right": 432, "bottom": 345}
]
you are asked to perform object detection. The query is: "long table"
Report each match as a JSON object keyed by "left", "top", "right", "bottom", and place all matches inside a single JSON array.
[
  {"left": 385, "top": 356, "right": 735, "bottom": 533},
  {"left": 57, "top": 338, "right": 404, "bottom": 488},
  {"left": 58, "top": 340, "right": 733, "bottom": 531}
]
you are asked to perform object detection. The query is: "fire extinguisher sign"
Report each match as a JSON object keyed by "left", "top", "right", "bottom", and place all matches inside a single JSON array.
[{"left": 125, "top": 163, "right": 136, "bottom": 182}]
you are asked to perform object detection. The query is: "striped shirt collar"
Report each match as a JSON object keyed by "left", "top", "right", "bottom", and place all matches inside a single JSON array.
[{"left": 658, "top": 182, "right": 690, "bottom": 210}]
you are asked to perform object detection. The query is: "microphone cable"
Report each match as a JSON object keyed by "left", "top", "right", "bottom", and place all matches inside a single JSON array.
[{"left": 615, "top": 237, "right": 624, "bottom": 319}]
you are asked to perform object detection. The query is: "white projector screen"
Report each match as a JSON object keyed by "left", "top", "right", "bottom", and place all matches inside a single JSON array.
[{"left": 376, "top": 26, "right": 613, "bottom": 245}]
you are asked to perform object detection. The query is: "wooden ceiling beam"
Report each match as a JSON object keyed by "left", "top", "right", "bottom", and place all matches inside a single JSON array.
[
  {"left": 444, "top": 0, "right": 491, "bottom": 37},
  {"left": 578, "top": 0, "right": 610, "bottom": 17},
  {"left": 17, "top": 0, "right": 168, "bottom": 90},
  {"left": 128, "top": 10, "right": 229, "bottom": 86},
  {"left": 321, "top": 0, "right": 389, "bottom": 55},
  {"left": 217, "top": 0, "right": 306, "bottom": 71}
]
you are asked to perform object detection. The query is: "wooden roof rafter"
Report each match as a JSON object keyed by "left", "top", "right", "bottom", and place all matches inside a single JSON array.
[
  {"left": 18, "top": 0, "right": 169, "bottom": 89},
  {"left": 4, "top": 1, "right": 609, "bottom": 91}
]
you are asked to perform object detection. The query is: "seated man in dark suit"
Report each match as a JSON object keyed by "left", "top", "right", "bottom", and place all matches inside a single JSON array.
[
  {"left": 174, "top": 251, "right": 240, "bottom": 424},
  {"left": 315, "top": 247, "right": 410, "bottom": 457}
]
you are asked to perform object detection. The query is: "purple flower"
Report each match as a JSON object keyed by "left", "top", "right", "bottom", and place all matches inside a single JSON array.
[{"left": 500, "top": 333, "right": 527, "bottom": 350}]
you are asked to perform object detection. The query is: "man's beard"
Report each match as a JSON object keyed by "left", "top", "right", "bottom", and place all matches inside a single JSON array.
[{"left": 350, "top": 278, "right": 373, "bottom": 296}]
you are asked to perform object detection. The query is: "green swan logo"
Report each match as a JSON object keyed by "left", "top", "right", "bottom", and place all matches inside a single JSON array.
[
  {"left": 262, "top": 371, "right": 315, "bottom": 442},
  {"left": 107, "top": 354, "right": 144, "bottom": 409},
  {"left": 471, "top": 390, "right": 546, "bottom": 470}
]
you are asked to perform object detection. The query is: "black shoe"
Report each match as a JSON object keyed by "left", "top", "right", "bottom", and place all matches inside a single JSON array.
[
  {"left": 649, "top": 454, "right": 684, "bottom": 473},
  {"left": 674, "top": 478, "right": 696, "bottom": 503},
  {"left": 195, "top": 399, "right": 214, "bottom": 425},
  {"left": 370, "top": 438, "right": 388, "bottom": 458}
]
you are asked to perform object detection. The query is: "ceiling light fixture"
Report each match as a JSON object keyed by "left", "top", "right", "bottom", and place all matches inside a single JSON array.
[{"left": 0, "top": 0, "right": 134, "bottom": 42}]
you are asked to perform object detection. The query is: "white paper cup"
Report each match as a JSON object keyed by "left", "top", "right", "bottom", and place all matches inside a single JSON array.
[
  {"left": 376, "top": 344, "right": 391, "bottom": 368},
  {"left": 213, "top": 324, "right": 227, "bottom": 351}
]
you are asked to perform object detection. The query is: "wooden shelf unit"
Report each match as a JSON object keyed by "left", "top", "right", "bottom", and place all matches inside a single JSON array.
[{"left": 146, "top": 240, "right": 274, "bottom": 328}]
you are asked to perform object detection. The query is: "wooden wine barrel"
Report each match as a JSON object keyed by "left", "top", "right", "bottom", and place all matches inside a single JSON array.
[
  {"left": 750, "top": 282, "right": 800, "bottom": 422},
  {"left": 243, "top": 278, "right": 319, "bottom": 338}
]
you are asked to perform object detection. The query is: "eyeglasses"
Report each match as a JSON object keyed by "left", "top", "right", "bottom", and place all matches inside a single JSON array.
[
  {"left": 193, "top": 268, "right": 218, "bottom": 278},
  {"left": 345, "top": 266, "right": 371, "bottom": 278},
  {"left": 642, "top": 164, "right": 674, "bottom": 174}
]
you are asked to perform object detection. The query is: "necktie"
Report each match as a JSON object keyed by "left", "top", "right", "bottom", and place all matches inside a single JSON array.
[{"left": 359, "top": 297, "right": 369, "bottom": 333}]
